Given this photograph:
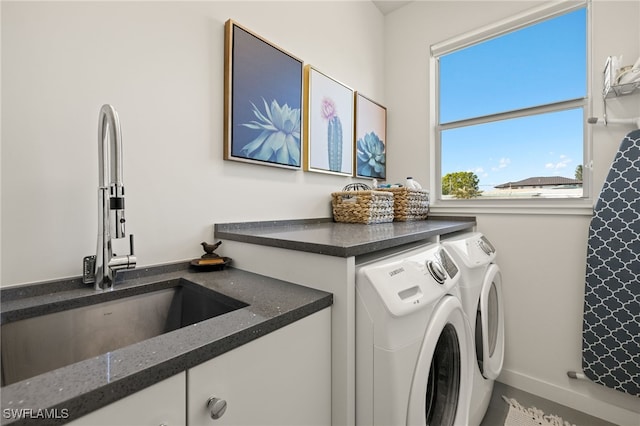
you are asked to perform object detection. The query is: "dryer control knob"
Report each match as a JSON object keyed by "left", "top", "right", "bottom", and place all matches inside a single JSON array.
[
  {"left": 478, "top": 239, "right": 493, "bottom": 256},
  {"left": 478, "top": 236, "right": 496, "bottom": 255},
  {"left": 426, "top": 260, "right": 446, "bottom": 284}
]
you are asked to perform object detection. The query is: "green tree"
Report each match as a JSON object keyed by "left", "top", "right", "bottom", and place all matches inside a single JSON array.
[
  {"left": 442, "top": 171, "right": 482, "bottom": 199},
  {"left": 575, "top": 164, "right": 583, "bottom": 181}
]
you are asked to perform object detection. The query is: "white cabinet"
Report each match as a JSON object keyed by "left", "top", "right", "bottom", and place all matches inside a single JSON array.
[
  {"left": 187, "top": 308, "right": 331, "bottom": 426},
  {"left": 67, "top": 372, "right": 186, "bottom": 426},
  {"left": 66, "top": 309, "right": 330, "bottom": 426},
  {"left": 220, "top": 241, "right": 357, "bottom": 426}
]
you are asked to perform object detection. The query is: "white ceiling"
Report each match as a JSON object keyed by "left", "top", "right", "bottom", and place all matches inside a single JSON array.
[{"left": 373, "top": 1, "right": 413, "bottom": 15}]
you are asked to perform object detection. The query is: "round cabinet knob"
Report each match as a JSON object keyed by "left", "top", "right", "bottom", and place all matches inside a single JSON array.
[{"left": 207, "top": 397, "right": 228, "bottom": 420}]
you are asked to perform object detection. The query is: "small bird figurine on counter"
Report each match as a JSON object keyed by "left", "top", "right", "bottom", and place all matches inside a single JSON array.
[
  {"left": 201, "top": 241, "right": 223, "bottom": 259},
  {"left": 191, "top": 240, "right": 230, "bottom": 270}
]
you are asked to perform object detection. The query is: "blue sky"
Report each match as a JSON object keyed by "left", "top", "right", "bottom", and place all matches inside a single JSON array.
[{"left": 439, "top": 8, "right": 586, "bottom": 190}]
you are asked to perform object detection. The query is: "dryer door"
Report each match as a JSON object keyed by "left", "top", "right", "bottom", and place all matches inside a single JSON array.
[
  {"left": 478, "top": 263, "right": 504, "bottom": 380},
  {"left": 406, "top": 296, "right": 473, "bottom": 426}
]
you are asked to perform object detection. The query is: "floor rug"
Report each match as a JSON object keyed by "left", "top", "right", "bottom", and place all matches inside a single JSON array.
[{"left": 502, "top": 396, "right": 577, "bottom": 426}]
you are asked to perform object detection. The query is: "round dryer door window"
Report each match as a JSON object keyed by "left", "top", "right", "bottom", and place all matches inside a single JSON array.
[
  {"left": 406, "top": 296, "right": 473, "bottom": 426},
  {"left": 477, "top": 263, "right": 504, "bottom": 380},
  {"left": 424, "top": 323, "right": 460, "bottom": 424}
]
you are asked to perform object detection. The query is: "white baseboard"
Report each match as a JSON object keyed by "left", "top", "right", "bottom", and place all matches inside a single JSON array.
[{"left": 498, "top": 368, "right": 640, "bottom": 426}]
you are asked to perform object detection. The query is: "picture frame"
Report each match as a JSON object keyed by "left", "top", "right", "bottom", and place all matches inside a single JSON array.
[
  {"left": 355, "top": 92, "right": 387, "bottom": 179},
  {"left": 224, "top": 19, "right": 304, "bottom": 169},
  {"left": 303, "top": 65, "right": 354, "bottom": 176}
]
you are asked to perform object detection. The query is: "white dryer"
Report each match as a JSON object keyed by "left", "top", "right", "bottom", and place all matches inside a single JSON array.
[
  {"left": 441, "top": 232, "right": 505, "bottom": 426},
  {"left": 356, "top": 242, "right": 474, "bottom": 426}
]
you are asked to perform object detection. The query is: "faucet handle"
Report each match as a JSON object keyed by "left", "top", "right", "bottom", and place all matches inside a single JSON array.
[
  {"left": 108, "top": 234, "right": 137, "bottom": 272},
  {"left": 129, "top": 234, "right": 135, "bottom": 256}
]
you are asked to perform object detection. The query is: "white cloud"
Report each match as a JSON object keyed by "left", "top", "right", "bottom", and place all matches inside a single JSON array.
[
  {"left": 549, "top": 162, "right": 567, "bottom": 170},
  {"left": 472, "top": 167, "right": 488, "bottom": 178},
  {"left": 545, "top": 154, "right": 572, "bottom": 171},
  {"left": 498, "top": 158, "right": 510, "bottom": 169}
]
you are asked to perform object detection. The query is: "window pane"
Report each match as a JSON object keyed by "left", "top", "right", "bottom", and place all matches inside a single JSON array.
[
  {"left": 439, "top": 8, "right": 586, "bottom": 124},
  {"left": 441, "top": 109, "right": 584, "bottom": 198}
]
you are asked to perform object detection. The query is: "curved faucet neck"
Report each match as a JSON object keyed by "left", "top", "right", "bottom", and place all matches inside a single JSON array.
[
  {"left": 98, "top": 104, "right": 123, "bottom": 188},
  {"left": 86, "top": 104, "right": 136, "bottom": 290}
]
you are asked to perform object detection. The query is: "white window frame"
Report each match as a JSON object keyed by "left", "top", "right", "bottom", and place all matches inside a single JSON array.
[{"left": 429, "top": 0, "right": 593, "bottom": 216}]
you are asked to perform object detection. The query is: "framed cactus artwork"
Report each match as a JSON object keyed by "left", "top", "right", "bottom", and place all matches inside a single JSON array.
[
  {"left": 303, "top": 65, "right": 355, "bottom": 176},
  {"left": 223, "top": 19, "right": 304, "bottom": 169},
  {"left": 355, "top": 93, "right": 387, "bottom": 179}
]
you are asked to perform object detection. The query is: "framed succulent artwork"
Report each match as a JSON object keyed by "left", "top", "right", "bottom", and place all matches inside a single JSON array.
[
  {"left": 355, "top": 93, "right": 387, "bottom": 179},
  {"left": 224, "top": 20, "right": 304, "bottom": 169},
  {"left": 303, "top": 65, "right": 354, "bottom": 176}
]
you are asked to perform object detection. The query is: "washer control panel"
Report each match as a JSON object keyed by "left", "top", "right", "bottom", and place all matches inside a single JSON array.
[
  {"left": 441, "top": 232, "right": 497, "bottom": 268},
  {"left": 357, "top": 244, "right": 461, "bottom": 317}
]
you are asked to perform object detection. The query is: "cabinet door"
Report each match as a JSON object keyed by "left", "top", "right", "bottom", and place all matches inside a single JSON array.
[
  {"left": 188, "top": 308, "right": 331, "bottom": 426},
  {"left": 66, "top": 372, "right": 185, "bottom": 426}
]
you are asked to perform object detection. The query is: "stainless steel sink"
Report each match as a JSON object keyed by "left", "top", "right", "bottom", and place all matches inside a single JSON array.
[{"left": 1, "top": 279, "right": 248, "bottom": 386}]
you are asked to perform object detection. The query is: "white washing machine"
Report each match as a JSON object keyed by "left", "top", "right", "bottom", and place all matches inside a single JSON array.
[
  {"left": 355, "top": 242, "right": 474, "bottom": 426},
  {"left": 441, "top": 232, "right": 505, "bottom": 426}
]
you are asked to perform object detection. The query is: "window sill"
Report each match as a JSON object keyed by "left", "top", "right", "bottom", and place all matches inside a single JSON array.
[{"left": 430, "top": 198, "right": 594, "bottom": 216}]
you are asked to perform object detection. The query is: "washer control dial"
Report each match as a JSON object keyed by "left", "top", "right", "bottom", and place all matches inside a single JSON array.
[
  {"left": 426, "top": 260, "right": 446, "bottom": 284},
  {"left": 478, "top": 236, "right": 496, "bottom": 255}
]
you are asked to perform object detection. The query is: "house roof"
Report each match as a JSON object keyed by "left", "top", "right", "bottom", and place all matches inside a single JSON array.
[{"left": 495, "top": 176, "right": 582, "bottom": 189}]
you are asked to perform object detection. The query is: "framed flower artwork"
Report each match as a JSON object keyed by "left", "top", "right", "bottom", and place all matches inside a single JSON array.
[
  {"left": 355, "top": 93, "right": 387, "bottom": 179},
  {"left": 224, "top": 19, "right": 304, "bottom": 169},
  {"left": 303, "top": 66, "right": 355, "bottom": 176}
]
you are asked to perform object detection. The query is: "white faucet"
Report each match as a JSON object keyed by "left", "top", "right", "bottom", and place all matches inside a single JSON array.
[{"left": 83, "top": 104, "right": 137, "bottom": 290}]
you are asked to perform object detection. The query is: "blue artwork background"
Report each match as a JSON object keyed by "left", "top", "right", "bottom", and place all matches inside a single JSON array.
[{"left": 231, "top": 25, "right": 303, "bottom": 165}]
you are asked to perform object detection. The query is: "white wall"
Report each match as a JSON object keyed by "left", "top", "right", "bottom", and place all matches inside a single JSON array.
[
  {"left": 384, "top": 1, "right": 640, "bottom": 424},
  {"left": 3, "top": 1, "right": 640, "bottom": 424},
  {"left": 1, "top": 1, "right": 384, "bottom": 285}
]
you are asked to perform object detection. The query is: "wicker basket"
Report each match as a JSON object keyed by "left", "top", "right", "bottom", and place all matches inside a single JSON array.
[
  {"left": 379, "top": 187, "right": 429, "bottom": 221},
  {"left": 331, "top": 190, "right": 394, "bottom": 224}
]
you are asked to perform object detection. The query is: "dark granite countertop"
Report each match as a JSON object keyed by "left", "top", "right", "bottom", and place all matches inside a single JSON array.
[
  {"left": 0, "top": 263, "right": 332, "bottom": 425},
  {"left": 214, "top": 217, "right": 476, "bottom": 257}
]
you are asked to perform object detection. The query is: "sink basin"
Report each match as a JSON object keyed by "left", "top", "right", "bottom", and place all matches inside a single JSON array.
[{"left": 1, "top": 279, "right": 248, "bottom": 387}]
